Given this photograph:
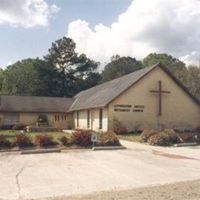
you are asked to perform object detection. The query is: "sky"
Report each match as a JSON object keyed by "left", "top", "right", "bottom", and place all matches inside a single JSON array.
[{"left": 0, "top": 0, "right": 200, "bottom": 68}]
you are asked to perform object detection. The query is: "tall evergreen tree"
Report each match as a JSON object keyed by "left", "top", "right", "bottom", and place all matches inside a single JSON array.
[{"left": 44, "top": 37, "right": 100, "bottom": 96}]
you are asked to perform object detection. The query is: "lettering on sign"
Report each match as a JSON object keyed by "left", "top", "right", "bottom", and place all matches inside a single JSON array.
[
  {"left": 114, "top": 104, "right": 132, "bottom": 108},
  {"left": 133, "top": 105, "right": 145, "bottom": 112},
  {"left": 114, "top": 104, "right": 131, "bottom": 112}
]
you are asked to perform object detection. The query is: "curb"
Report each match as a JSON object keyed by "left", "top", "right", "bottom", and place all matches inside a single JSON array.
[
  {"left": 21, "top": 148, "right": 61, "bottom": 154},
  {"left": 92, "top": 146, "right": 126, "bottom": 151},
  {"left": 173, "top": 143, "right": 199, "bottom": 147}
]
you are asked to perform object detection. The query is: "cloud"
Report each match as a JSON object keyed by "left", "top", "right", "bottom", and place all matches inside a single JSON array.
[
  {"left": 0, "top": 0, "right": 59, "bottom": 28},
  {"left": 67, "top": 0, "right": 200, "bottom": 66}
]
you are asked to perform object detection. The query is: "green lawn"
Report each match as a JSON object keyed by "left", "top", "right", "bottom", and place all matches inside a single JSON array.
[
  {"left": 0, "top": 130, "right": 71, "bottom": 143},
  {"left": 118, "top": 133, "right": 142, "bottom": 142}
]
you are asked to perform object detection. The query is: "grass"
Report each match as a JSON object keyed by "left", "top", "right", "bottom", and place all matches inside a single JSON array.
[
  {"left": 118, "top": 133, "right": 142, "bottom": 142},
  {"left": 0, "top": 130, "right": 71, "bottom": 143}
]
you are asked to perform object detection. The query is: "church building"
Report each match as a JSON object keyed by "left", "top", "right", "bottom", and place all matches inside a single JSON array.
[{"left": 0, "top": 63, "right": 199, "bottom": 131}]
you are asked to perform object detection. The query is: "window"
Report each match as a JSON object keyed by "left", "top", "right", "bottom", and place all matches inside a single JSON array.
[
  {"left": 77, "top": 111, "right": 79, "bottom": 127},
  {"left": 99, "top": 108, "right": 103, "bottom": 129},
  {"left": 87, "top": 110, "right": 90, "bottom": 128},
  {"left": 55, "top": 115, "right": 57, "bottom": 121}
]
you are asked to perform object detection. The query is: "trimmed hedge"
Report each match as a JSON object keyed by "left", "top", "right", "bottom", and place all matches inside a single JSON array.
[
  {"left": 0, "top": 135, "right": 11, "bottom": 148},
  {"left": 71, "top": 130, "right": 92, "bottom": 146},
  {"left": 13, "top": 134, "right": 34, "bottom": 148},
  {"left": 35, "top": 135, "right": 58, "bottom": 147},
  {"left": 97, "top": 131, "right": 120, "bottom": 146}
]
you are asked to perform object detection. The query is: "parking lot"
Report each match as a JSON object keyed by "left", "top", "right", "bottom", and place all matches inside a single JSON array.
[{"left": 0, "top": 141, "right": 200, "bottom": 200}]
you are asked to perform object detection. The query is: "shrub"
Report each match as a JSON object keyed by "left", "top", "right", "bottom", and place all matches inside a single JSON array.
[
  {"left": 35, "top": 135, "right": 57, "bottom": 147},
  {"left": 0, "top": 124, "right": 14, "bottom": 130},
  {"left": 113, "top": 118, "right": 128, "bottom": 134},
  {"left": 195, "top": 133, "right": 200, "bottom": 143},
  {"left": 71, "top": 130, "right": 92, "bottom": 146},
  {"left": 13, "top": 134, "right": 33, "bottom": 148},
  {"left": 148, "top": 132, "right": 170, "bottom": 146},
  {"left": 178, "top": 132, "right": 196, "bottom": 143},
  {"left": 12, "top": 123, "right": 26, "bottom": 130},
  {"left": 59, "top": 136, "right": 69, "bottom": 146},
  {"left": 113, "top": 126, "right": 128, "bottom": 135},
  {"left": 164, "top": 129, "right": 181, "bottom": 144},
  {"left": 0, "top": 135, "right": 11, "bottom": 148},
  {"left": 98, "top": 131, "right": 120, "bottom": 146},
  {"left": 140, "top": 129, "right": 158, "bottom": 142}
]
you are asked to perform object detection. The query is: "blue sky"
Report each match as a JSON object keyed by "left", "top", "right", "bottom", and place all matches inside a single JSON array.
[{"left": 0, "top": 0, "right": 132, "bottom": 68}]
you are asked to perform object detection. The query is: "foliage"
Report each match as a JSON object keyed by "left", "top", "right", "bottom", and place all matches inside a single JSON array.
[
  {"left": 97, "top": 131, "right": 120, "bottom": 146},
  {"left": 13, "top": 134, "right": 33, "bottom": 148},
  {"left": 35, "top": 135, "right": 58, "bottom": 147},
  {"left": 113, "top": 118, "right": 128, "bottom": 134},
  {"left": 163, "top": 129, "right": 181, "bottom": 144},
  {"left": 59, "top": 136, "right": 69, "bottom": 146},
  {"left": 0, "top": 124, "right": 14, "bottom": 130},
  {"left": 140, "top": 129, "right": 158, "bottom": 142},
  {"left": 185, "top": 65, "right": 200, "bottom": 101},
  {"left": 143, "top": 53, "right": 187, "bottom": 83},
  {"left": 1, "top": 58, "right": 62, "bottom": 96},
  {"left": 147, "top": 132, "right": 171, "bottom": 146},
  {"left": 101, "top": 55, "right": 143, "bottom": 82},
  {"left": 12, "top": 123, "right": 26, "bottom": 130},
  {"left": 178, "top": 132, "right": 196, "bottom": 143},
  {"left": 70, "top": 130, "right": 92, "bottom": 146},
  {"left": 0, "top": 135, "right": 11, "bottom": 148},
  {"left": 44, "top": 37, "right": 100, "bottom": 96}
]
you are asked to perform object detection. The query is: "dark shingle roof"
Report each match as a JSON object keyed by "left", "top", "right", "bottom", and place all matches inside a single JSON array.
[
  {"left": 69, "top": 64, "right": 158, "bottom": 111},
  {"left": 0, "top": 96, "right": 74, "bottom": 113},
  {"left": 70, "top": 63, "right": 200, "bottom": 111}
]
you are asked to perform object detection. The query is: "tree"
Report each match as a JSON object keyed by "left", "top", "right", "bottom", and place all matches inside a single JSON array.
[
  {"left": 101, "top": 55, "right": 144, "bottom": 82},
  {"left": 186, "top": 65, "right": 200, "bottom": 100},
  {"left": 44, "top": 37, "right": 100, "bottom": 96},
  {"left": 143, "top": 53, "right": 188, "bottom": 83},
  {"left": 1, "top": 58, "right": 62, "bottom": 96}
]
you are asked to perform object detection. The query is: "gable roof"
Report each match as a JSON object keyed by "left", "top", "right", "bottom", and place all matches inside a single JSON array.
[
  {"left": 70, "top": 63, "right": 200, "bottom": 111},
  {"left": 0, "top": 95, "right": 74, "bottom": 113}
]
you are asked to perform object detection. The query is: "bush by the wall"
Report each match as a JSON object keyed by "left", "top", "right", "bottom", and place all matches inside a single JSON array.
[
  {"left": 12, "top": 123, "right": 26, "bottom": 130},
  {"left": 164, "top": 129, "right": 181, "bottom": 144},
  {"left": 113, "top": 118, "right": 128, "bottom": 134},
  {"left": 59, "top": 136, "right": 69, "bottom": 146},
  {"left": 35, "top": 135, "right": 58, "bottom": 147},
  {"left": 70, "top": 130, "right": 92, "bottom": 146},
  {"left": 178, "top": 132, "right": 196, "bottom": 143},
  {"left": 140, "top": 129, "right": 158, "bottom": 142},
  {"left": 147, "top": 132, "right": 170, "bottom": 146},
  {"left": 13, "top": 134, "right": 33, "bottom": 148},
  {"left": 0, "top": 124, "right": 14, "bottom": 130},
  {"left": 98, "top": 131, "right": 120, "bottom": 146},
  {"left": 0, "top": 135, "right": 11, "bottom": 148}
]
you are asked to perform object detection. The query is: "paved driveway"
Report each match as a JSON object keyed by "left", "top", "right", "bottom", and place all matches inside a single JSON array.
[{"left": 0, "top": 141, "right": 200, "bottom": 200}]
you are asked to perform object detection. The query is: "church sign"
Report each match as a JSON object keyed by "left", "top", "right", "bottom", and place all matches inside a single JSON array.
[{"left": 114, "top": 104, "right": 131, "bottom": 112}]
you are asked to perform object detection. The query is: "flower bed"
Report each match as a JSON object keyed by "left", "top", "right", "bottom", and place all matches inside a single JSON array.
[{"left": 140, "top": 128, "right": 199, "bottom": 146}]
